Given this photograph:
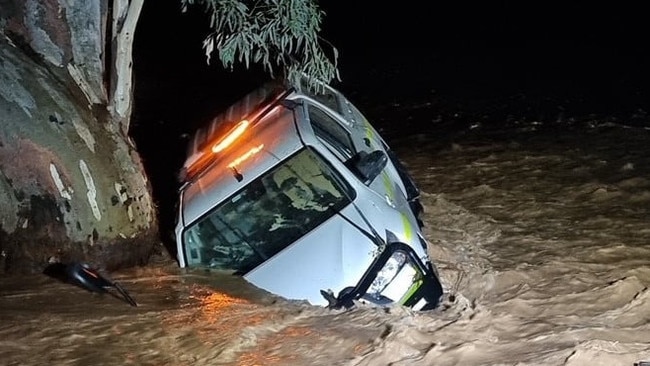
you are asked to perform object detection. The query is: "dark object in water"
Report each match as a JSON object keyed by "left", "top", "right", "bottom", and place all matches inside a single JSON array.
[{"left": 44, "top": 262, "right": 137, "bottom": 307}]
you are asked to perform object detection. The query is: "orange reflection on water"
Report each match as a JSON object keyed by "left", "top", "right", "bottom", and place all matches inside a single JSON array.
[
  {"left": 197, "top": 291, "right": 250, "bottom": 336},
  {"left": 160, "top": 286, "right": 253, "bottom": 338},
  {"left": 194, "top": 288, "right": 266, "bottom": 347},
  {"left": 200, "top": 292, "right": 248, "bottom": 314}
]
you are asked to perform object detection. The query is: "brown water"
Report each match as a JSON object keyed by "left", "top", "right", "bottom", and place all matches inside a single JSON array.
[{"left": 2, "top": 118, "right": 650, "bottom": 365}]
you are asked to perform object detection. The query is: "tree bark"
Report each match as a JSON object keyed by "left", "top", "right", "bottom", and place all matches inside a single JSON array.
[
  {"left": 109, "top": 0, "right": 144, "bottom": 135},
  {"left": 0, "top": 0, "right": 158, "bottom": 275}
]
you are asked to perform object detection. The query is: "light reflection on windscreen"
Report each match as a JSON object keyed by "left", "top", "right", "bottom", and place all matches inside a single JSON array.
[{"left": 183, "top": 147, "right": 355, "bottom": 274}]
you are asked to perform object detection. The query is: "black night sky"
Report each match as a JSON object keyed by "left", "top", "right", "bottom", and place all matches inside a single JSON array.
[{"left": 132, "top": 1, "right": 650, "bottom": 247}]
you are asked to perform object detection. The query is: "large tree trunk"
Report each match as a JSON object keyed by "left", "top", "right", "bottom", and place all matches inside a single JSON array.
[{"left": 0, "top": 0, "right": 158, "bottom": 274}]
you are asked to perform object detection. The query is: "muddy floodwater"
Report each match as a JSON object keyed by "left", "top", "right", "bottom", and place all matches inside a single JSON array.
[{"left": 2, "top": 112, "right": 649, "bottom": 365}]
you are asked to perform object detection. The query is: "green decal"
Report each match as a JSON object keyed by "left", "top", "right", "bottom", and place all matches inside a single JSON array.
[{"left": 401, "top": 212, "right": 413, "bottom": 242}]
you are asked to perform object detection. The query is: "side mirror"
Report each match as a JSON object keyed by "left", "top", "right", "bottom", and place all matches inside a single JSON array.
[{"left": 349, "top": 150, "right": 388, "bottom": 184}]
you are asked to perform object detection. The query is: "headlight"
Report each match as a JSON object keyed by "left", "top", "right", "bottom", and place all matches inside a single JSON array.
[
  {"left": 322, "top": 242, "right": 443, "bottom": 310},
  {"left": 364, "top": 251, "right": 422, "bottom": 305}
]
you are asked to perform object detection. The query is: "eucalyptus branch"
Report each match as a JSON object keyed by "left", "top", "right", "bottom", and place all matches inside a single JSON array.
[{"left": 183, "top": 0, "right": 339, "bottom": 91}]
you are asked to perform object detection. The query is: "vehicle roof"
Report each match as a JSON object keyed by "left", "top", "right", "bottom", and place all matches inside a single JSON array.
[
  {"left": 179, "top": 82, "right": 305, "bottom": 227},
  {"left": 180, "top": 81, "right": 291, "bottom": 177}
]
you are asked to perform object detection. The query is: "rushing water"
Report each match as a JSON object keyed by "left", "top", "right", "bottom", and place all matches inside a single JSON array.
[
  {"left": 3, "top": 53, "right": 650, "bottom": 365},
  {"left": 2, "top": 112, "right": 649, "bottom": 365}
]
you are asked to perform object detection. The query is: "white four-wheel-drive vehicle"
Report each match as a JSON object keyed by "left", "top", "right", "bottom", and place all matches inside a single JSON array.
[{"left": 174, "top": 80, "right": 443, "bottom": 310}]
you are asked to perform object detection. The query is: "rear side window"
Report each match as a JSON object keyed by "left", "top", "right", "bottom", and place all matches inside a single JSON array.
[
  {"left": 308, "top": 104, "right": 355, "bottom": 159},
  {"left": 304, "top": 86, "right": 341, "bottom": 114}
]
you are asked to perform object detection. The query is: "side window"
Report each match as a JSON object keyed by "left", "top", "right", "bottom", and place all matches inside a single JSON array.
[
  {"left": 305, "top": 86, "right": 342, "bottom": 114},
  {"left": 307, "top": 104, "right": 355, "bottom": 159}
]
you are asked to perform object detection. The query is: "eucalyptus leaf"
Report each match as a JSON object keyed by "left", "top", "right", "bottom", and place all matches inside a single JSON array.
[{"left": 185, "top": 0, "right": 339, "bottom": 91}]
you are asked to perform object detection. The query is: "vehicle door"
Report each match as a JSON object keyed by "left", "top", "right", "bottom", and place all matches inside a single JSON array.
[
  {"left": 301, "top": 87, "right": 410, "bottom": 212},
  {"left": 298, "top": 93, "right": 408, "bottom": 217}
]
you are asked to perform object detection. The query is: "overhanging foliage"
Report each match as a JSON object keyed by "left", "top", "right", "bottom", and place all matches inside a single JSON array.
[{"left": 181, "top": 0, "right": 339, "bottom": 91}]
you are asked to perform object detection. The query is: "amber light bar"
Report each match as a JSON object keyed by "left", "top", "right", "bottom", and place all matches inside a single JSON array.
[
  {"left": 228, "top": 144, "right": 265, "bottom": 169},
  {"left": 182, "top": 87, "right": 293, "bottom": 184},
  {"left": 212, "top": 120, "right": 250, "bottom": 153}
]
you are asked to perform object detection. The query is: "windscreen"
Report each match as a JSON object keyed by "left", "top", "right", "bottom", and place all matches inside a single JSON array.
[{"left": 182, "top": 147, "right": 355, "bottom": 273}]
